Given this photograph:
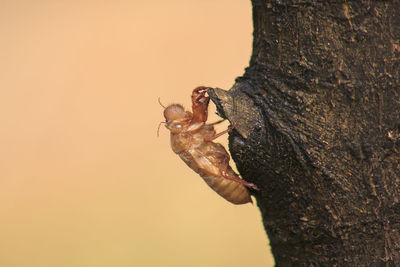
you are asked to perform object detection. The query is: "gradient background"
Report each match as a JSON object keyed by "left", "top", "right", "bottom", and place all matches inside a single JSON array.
[{"left": 0, "top": 1, "right": 274, "bottom": 266}]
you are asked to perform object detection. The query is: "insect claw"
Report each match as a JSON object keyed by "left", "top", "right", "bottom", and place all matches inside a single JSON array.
[
  {"left": 229, "top": 121, "right": 238, "bottom": 131},
  {"left": 247, "top": 183, "right": 259, "bottom": 191},
  {"left": 194, "top": 87, "right": 209, "bottom": 103}
]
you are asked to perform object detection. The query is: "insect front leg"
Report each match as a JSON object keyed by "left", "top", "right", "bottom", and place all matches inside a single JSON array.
[
  {"left": 192, "top": 86, "right": 211, "bottom": 104},
  {"left": 191, "top": 86, "right": 212, "bottom": 124}
]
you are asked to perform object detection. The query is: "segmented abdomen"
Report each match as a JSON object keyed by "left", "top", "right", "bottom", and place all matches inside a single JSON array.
[
  {"left": 201, "top": 174, "right": 251, "bottom": 204},
  {"left": 175, "top": 137, "right": 252, "bottom": 205}
]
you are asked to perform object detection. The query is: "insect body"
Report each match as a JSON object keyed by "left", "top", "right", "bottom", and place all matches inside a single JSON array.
[{"left": 162, "top": 86, "right": 258, "bottom": 204}]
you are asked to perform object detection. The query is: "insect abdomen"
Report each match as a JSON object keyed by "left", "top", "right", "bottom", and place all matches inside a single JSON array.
[{"left": 201, "top": 175, "right": 251, "bottom": 204}]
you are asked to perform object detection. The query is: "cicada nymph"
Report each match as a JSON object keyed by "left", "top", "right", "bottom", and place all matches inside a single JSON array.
[{"left": 161, "top": 86, "right": 258, "bottom": 204}]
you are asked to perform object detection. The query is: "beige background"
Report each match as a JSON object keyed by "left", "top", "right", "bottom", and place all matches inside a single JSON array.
[{"left": 0, "top": 1, "right": 274, "bottom": 266}]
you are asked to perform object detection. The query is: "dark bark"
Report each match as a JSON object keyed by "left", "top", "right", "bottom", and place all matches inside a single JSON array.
[{"left": 209, "top": 0, "right": 400, "bottom": 265}]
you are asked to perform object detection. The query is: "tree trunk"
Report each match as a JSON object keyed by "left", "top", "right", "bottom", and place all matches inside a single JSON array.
[{"left": 208, "top": 0, "right": 400, "bottom": 265}]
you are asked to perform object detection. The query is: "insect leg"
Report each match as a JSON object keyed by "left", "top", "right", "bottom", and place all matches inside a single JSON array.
[
  {"left": 221, "top": 170, "right": 259, "bottom": 190},
  {"left": 191, "top": 87, "right": 211, "bottom": 124},
  {"left": 192, "top": 86, "right": 211, "bottom": 103},
  {"left": 207, "top": 119, "right": 226, "bottom": 126},
  {"left": 205, "top": 122, "right": 236, "bottom": 142}
]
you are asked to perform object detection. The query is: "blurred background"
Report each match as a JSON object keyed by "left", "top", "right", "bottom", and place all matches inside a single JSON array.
[{"left": 0, "top": 1, "right": 274, "bottom": 266}]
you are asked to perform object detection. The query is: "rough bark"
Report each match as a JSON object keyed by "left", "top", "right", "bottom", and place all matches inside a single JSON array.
[{"left": 209, "top": 0, "right": 400, "bottom": 265}]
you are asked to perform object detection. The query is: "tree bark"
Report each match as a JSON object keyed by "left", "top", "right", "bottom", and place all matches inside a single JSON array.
[{"left": 209, "top": 0, "right": 400, "bottom": 265}]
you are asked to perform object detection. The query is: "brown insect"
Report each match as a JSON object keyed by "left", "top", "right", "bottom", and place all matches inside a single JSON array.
[{"left": 161, "top": 86, "right": 258, "bottom": 204}]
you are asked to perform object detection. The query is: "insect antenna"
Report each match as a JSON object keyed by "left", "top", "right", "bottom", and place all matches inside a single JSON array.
[
  {"left": 158, "top": 97, "right": 166, "bottom": 108},
  {"left": 157, "top": 121, "right": 166, "bottom": 137},
  {"left": 157, "top": 97, "right": 168, "bottom": 136}
]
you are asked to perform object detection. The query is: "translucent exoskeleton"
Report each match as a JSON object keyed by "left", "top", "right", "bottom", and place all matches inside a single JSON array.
[{"left": 161, "top": 86, "right": 258, "bottom": 204}]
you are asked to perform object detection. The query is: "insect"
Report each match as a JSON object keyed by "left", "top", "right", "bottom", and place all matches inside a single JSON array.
[{"left": 161, "top": 86, "right": 258, "bottom": 204}]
